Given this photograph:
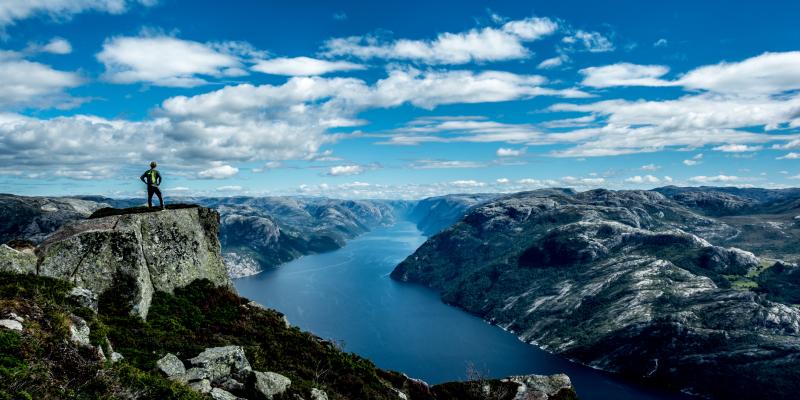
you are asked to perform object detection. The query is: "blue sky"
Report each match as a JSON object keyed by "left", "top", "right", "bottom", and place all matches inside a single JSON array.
[{"left": 1, "top": 0, "right": 800, "bottom": 198}]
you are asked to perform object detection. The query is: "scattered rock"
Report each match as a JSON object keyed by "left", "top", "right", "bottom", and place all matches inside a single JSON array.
[
  {"left": 110, "top": 352, "right": 124, "bottom": 363},
  {"left": 68, "top": 314, "right": 91, "bottom": 347},
  {"left": 67, "top": 287, "right": 98, "bottom": 312},
  {"left": 219, "top": 377, "right": 245, "bottom": 392},
  {"left": 189, "top": 379, "right": 213, "bottom": 394},
  {"left": 210, "top": 388, "right": 239, "bottom": 400},
  {"left": 156, "top": 353, "right": 186, "bottom": 378},
  {"left": 251, "top": 371, "right": 291, "bottom": 400},
  {"left": 0, "top": 319, "right": 23, "bottom": 331},
  {"left": 8, "top": 312, "right": 23, "bottom": 323},
  {"left": 184, "top": 367, "right": 209, "bottom": 382},
  {"left": 189, "top": 345, "right": 252, "bottom": 382},
  {"left": 310, "top": 388, "right": 328, "bottom": 400}
]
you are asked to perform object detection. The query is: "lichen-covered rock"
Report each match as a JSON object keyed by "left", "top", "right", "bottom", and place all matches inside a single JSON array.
[
  {"left": 189, "top": 345, "right": 251, "bottom": 382},
  {"left": 67, "top": 287, "right": 98, "bottom": 312},
  {"left": 251, "top": 371, "right": 291, "bottom": 400},
  {"left": 156, "top": 353, "right": 186, "bottom": 378},
  {"left": 210, "top": 388, "right": 238, "bottom": 400},
  {"left": 0, "top": 244, "right": 36, "bottom": 274},
  {"left": 505, "top": 374, "right": 575, "bottom": 400},
  {"left": 310, "top": 388, "right": 329, "bottom": 400},
  {"left": 68, "top": 314, "right": 91, "bottom": 347},
  {"left": 189, "top": 379, "right": 212, "bottom": 394},
  {"left": 36, "top": 206, "right": 232, "bottom": 319}
]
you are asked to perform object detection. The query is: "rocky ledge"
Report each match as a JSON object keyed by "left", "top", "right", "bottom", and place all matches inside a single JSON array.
[{"left": 1, "top": 205, "right": 232, "bottom": 319}]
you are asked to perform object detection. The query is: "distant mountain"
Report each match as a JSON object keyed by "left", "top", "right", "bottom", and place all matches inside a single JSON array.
[
  {"left": 392, "top": 188, "right": 800, "bottom": 399},
  {"left": 406, "top": 193, "right": 497, "bottom": 236},
  {"left": 0, "top": 194, "right": 110, "bottom": 244}
]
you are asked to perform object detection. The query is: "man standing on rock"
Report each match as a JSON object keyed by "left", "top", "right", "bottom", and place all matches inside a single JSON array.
[{"left": 140, "top": 161, "right": 164, "bottom": 209}]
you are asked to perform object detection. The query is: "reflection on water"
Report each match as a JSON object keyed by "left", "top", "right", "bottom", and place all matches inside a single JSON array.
[{"left": 235, "top": 221, "right": 692, "bottom": 400}]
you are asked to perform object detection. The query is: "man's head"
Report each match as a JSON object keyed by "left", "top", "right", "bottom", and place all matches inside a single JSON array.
[{"left": 150, "top": 161, "right": 157, "bottom": 168}]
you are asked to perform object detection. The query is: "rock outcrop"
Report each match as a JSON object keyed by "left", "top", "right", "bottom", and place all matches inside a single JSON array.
[
  {"left": 0, "top": 244, "right": 36, "bottom": 274},
  {"left": 29, "top": 206, "right": 231, "bottom": 319},
  {"left": 393, "top": 189, "right": 800, "bottom": 399}
]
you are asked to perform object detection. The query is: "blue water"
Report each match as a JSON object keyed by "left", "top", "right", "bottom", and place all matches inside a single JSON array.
[{"left": 235, "top": 221, "right": 693, "bottom": 400}]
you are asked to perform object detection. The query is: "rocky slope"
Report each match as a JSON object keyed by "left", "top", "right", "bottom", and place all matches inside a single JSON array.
[
  {"left": 0, "top": 194, "right": 110, "bottom": 244},
  {"left": 0, "top": 204, "right": 576, "bottom": 400},
  {"left": 392, "top": 188, "right": 800, "bottom": 399},
  {"left": 406, "top": 194, "right": 496, "bottom": 236}
]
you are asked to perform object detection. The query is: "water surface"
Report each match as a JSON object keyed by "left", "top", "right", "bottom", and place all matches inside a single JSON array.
[{"left": 235, "top": 221, "right": 692, "bottom": 400}]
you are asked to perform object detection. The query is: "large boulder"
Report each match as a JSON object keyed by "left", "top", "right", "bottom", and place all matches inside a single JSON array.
[
  {"left": 505, "top": 374, "right": 575, "bottom": 400},
  {"left": 36, "top": 206, "right": 232, "bottom": 319},
  {"left": 188, "top": 345, "right": 252, "bottom": 383},
  {"left": 250, "top": 371, "right": 291, "bottom": 400}
]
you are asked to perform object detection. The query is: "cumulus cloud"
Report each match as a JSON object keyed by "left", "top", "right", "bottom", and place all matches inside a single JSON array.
[
  {"left": 777, "top": 152, "right": 800, "bottom": 160},
  {"left": 252, "top": 57, "right": 364, "bottom": 76},
  {"left": 0, "top": 52, "right": 82, "bottom": 107},
  {"left": 580, "top": 63, "right": 670, "bottom": 88},
  {"left": 688, "top": 175, "right": 740, "bottom": 184},
  {"left": 327, "top": 165, "right": 364, "bottom": 176},
  {"left": 641, "top": 163, "right": 660, "bottom": 171},
  {"left": 198, "top": 163, "right": 239, "bottom": 179},
  {"left": 561, "top": 30, "right": 614, "bottom": 53},
  {"left": 713, "top": 144, "right": 762, "bottom": 152},
  {"left": 496, "top": 147, "right": 526, "bottom": 157},
  {"left": 449, "top": 180, "right": 486, "bottom": 188},
  {"left": 409, "top": 160, "right": 485, "bottom": 169},
  {"left": 683, "top": 153, "right": 704, "bottom": 166},
  {"left": 0, "top": 0, "right": 155, "bottom": 29},
  {"left": 624, "top": 175, "right": 661, "bottom": 184},
  {"left": 321, "top": 16, "right": 558, "bottom": 64},
  {"left": 27, "top": 37, "right": 73, "bottom": 54},
  {"left": 537, "top": 54, "right": 569, "bottom": 69},
  {"left": 97, "top": 34, "right": 245, "bottom": 87}
]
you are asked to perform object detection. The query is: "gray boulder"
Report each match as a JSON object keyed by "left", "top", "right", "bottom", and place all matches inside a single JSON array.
[
  {"left": 36, "top": 206, "right": 232, "bottom": 319},
  {"left": 0, "top": 319, "right": 22, "bottom": 331},
  {"left": 156, "top": 353, "right": 186, "bottom": 379},
  {"left": 0, "top": 244, "right": 36, "bottom": 274},
  {"left": 210, "top": 388, "right": 239, "bottom": 400},
  {"left": 251, "top": 371, "right": 291, "bottom": 400},
  {"left": 310, "top": 388, "right": 329, "bottom": 400},
  {"left": 67, "top": 287, "right": 98, "bottom": 312},
  {"left": 505, "top": 374, "right": 574, "bottom": 400},
  {"left": 68, "top": 314, "right": 91, "bottom": 347},
  {"left": 189, "top": 345, "right": 252, "bottom": 382},
  {"left": 189, "top": 379, "right": 212, "bottom": 394}
]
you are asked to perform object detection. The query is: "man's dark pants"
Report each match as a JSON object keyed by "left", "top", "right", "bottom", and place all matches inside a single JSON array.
[{"left": 147, "top": 185, "right": 163, "bottom": 208}]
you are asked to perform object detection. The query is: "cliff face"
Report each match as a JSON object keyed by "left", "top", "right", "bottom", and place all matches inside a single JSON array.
[
  {"left": 392, "top": 189, "right": 800, "bottom": 399},
  {"left": 406, "top": 194, "right": 496, "bottom": 236},
  {"left": 30, "top": 206, "right": 231, "bottom": 319}
]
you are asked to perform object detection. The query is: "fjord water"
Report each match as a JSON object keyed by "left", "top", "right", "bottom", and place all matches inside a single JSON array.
[{"left": 235, "top": 221, "right": 692, "bottom": 400}]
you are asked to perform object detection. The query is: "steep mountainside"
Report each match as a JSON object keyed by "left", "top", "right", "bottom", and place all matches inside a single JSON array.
[
  {"left": 392, "top": 188, "right": 800, "bottom": 399},
  {"left": 0, "top": 194, "right": 110, "bottom": 244},
  {"left": 0, "top": 205, "right": 577, "bottom": 400},
  {"left": 406, "top": 194, "right": 496, "bottom": 236}
]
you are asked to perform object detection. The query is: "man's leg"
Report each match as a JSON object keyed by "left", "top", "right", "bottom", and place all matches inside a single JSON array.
[
  {"left": 154, "top": 187, "right": 164, "bottom": 208},
  {"left": 147, "top": 186, "right": 154, "bottom": 208}
]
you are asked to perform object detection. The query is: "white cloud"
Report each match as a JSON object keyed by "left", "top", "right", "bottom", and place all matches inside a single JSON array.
[
  {"left": 496, "top": 147, "right": 526, "bottom": 157},
  {"left": 449, "top": 180, "right": 486, "bottom": 188},
  {"left": 562, "top": 30, "right": 614, "bottom": 53},
  {"left": 653, "top": 38, "right": 668, "bottom": 48},
  {"left": 496, "top": 178, "right": 510, "bottom": 184},
  {"left": 97, "top": 34, "right": 244, "bottom": 87},
  {"left": 537, "top": 54, "right": 568, "bottom": 69},
  {"left": 409, "top": 160, "right": 485, "bottom": 169},
  {"left": 777, "top": 152, "right": 800, "bottom": 160},
  {"left": 624, "top": 175, "right": 661, "bottom": 184},
  {"left": 0, "top": 0, "right": 155, "bottom": 28},
  {"left": 641, "top": 163, "right": 660, "bottom": 171},
  {"left": 332, "top": 11, "right": 347, "bottom": 21},
  {"left": 580, "top": 63, "right": 670, "bottom": 88},
  {"left": 683, "top": 153, "right": 704, "bottom": 166},
  {"left": 328, "top": 165, "right": 364, "bottom": 176},
  {"left": 252, "top": 57, "right": 364, "bottom": 76},
  {"left": 216, "top": 185, "right": 243, "bottom": 191},
  {"left": 0, "top": 51, "right": 82, "bottom": 107},
  {"left": 321, "top": 16, "right": 558, "bottom": 64},
  {"left": 688, "top": 175, "right": 740, "bottom": 184},
  {"left": 713, "top": 144, "right": 762, "bottom": 152},
  {"left": 30, "top": 37, "right": 73, "bottom": 54},
  {"left": 198, "top": 163, "right": 239, "bottom": 179}
]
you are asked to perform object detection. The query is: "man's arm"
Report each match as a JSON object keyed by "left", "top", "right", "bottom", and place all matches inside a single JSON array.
[
  {"left": 156, "top": 171, "right": 162, "bottom": 186},
  {"left": 140, "top": 172, "right": 147, "bottom": 184}
]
